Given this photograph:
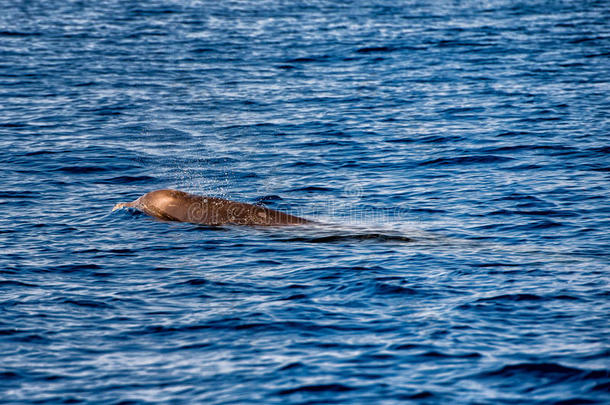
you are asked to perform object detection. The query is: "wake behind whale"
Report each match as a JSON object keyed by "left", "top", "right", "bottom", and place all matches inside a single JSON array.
[{"left": 113, "top": 189, "right": 432, "bottom": 243}]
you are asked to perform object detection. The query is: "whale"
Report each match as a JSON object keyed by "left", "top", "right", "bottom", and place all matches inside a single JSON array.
[{"left": 113, "top": 189, "right": 312, "bottom": 226}]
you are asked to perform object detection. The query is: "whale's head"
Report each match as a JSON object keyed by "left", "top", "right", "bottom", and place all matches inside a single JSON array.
[
  {"left": 113, "top": 189, "right": 181, "bottom": 212},
  {"left": 130, "top": 189, "right": 191, "bottom": 221}
]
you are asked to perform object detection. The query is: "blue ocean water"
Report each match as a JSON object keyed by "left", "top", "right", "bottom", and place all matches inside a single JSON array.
[{"left": 1, "top": 0, "right": 609, "bottom": 403}]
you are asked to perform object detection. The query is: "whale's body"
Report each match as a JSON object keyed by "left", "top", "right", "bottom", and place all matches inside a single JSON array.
[{"left": 113, "top": 189, "right": 311, "bottom": 226}]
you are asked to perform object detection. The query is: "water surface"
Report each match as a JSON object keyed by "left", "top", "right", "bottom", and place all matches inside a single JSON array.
[{"left": 1, "top": 0, "right": 609, "bottom": 403}]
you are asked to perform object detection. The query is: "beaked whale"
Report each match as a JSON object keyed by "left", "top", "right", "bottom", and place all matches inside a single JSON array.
[{"left": 113, "top": 189, "right": 312, "bottom": 226}]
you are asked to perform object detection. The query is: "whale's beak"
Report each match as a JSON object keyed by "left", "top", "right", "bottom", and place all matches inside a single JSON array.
[{"left": 112, "top": 202, "right": 127, "bottom": 211}]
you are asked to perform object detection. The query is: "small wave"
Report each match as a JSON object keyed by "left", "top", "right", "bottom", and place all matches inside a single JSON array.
[
  {"left": 481, "top": 144, "right": 577, "bottom": 154},
  {"left": 481, "top": 362, "right": 607, "bottom": 380},
  {"left": 0, "top": 329, "right": 21, "bottom": 336},
  {"left": 436, "top": 40, "right": 494, "bottom": 48},
  {"left": 277, "top": 362, "right": 305, "bottom": 371},
  {"left": 53, "top": 264, "right": 102, "bottom": 273},
  {"left": 10, "top": 333, "right": 50, "bottom": 344},
  {"left": 180, "top": 278, "right": 208, "bottom": 286},
  {"left": 286, "top": 293, "right": 308, "bottom": 300},
  {"left": 0, "top": 371, "right": 20, "bottom": 379},
  {"left": 277, "top": 232, "right": 414, "bottom": 244},
  {"left": 479, "top": 220, "right": 565, "bottom": 232},
  {"left": 591, "top": 146, "right": 610, "bottom": 154},
  {"left": 493, "top": 192, "right": 547, "bottom": 204},
  {"left": 419, "top": 155, "right": 514, "bottom": 166},
  {"left": 285, "top": 55, "right": 329, "bottom": 63},
  {"left": 175, "top": 342, "right": 213, "bottom": 350},
  {"left": 252, "top": 195, "right": 283, "bottom": 206},
  {"left": 475, "top": 293, "right": 579, "bottom": 303},
  {"left": 0, "top": 190, "right": 41, "bottom": 199},
  {"left": 488, "top": 209, "right": 578, "bottom": 218},
  {"left": 375, "top": 282, "right": 418, "bottom": 295},
  {"left": 408, "top": 207, "right": 447, "bottom": 213},
  {"left": 287, "top": 186, "right": 332, "bottom": 192},
  {"left": 287, "top": 161, "right": 328, "bottom": 168},
  {"left": 385, "top": 134, "right": 464, "bottom": 144},
  {"left": 0, "top": 122, "right": 28, "bottom": 128},
  {"left": 585, "top": 51, "right": 610, "bottom": 58},
  {"left": 568, "top": 35, "right": 606, "bottom": 45},
  {"left": 497, "top": 130, "right": 532, "bottom": 137},
  {"left": 419, "top": 350, "right": 482, "bottom": 359},
  {"left": 506, "top": 163, "right": 544, "bottom": 171},
  {"left": 389, "top": 343, "right": 421, "bottom": 351},
  {"left": 191, "top": 47, "right": 214, "bottom": 53},
  {"left": 0, "top": 31, "right": 41, "bottom": 37},
  {"left": 277, "top": 383, "right": 355, "bottom": 395},
  {"left": 98, "top": 175, "right": 154, "bottom": 184},
  {"left": 56, "top": 166, "right": 108, "bottom": 174},
  {"left": 398, "top": 391, "right": 434, "bottom": 400},
  {"left": 356, "top": 46, "right": 396, "bottom": 53},
  {"left": 516, "top": 220, "right": 565, "bottom": 230},
  {"left": 441, "top": 106, "right": 486, "bottom": 115},
  {"left": 593, "top": 381, "right": 610, "bottom": 392},
  {"left": 127, "top": 7, "right": 178, "bottom": 16},
  {"left": 0, "top": 280, "right": 37, "bottom": 288},
  {"left": 472, "top": 262, "right": 521, "bottom": 268},
  {"left": 23, "top": 150, "right": 65, "bottom": 157},
  {"left": 62, "top": 299, "right": 114, "bottom": 309}
]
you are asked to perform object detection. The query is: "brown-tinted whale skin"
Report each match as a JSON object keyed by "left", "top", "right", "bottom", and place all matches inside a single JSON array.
[{"left": 113, "top": 189, "right": 312, "bottom": 226}]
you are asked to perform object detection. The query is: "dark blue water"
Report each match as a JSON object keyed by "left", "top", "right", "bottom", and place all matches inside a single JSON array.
[{"left": 1, "top": 0, "right": 609, "bottom": 403}]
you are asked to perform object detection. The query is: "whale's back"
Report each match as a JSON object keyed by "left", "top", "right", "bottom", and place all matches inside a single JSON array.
[{"left": 116, "top": 189, "right": 311, "bottom": 226}]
